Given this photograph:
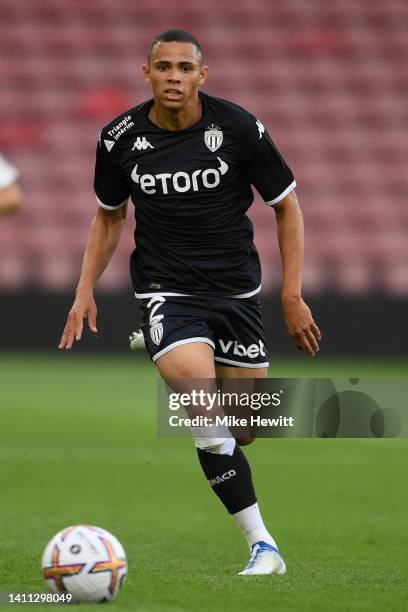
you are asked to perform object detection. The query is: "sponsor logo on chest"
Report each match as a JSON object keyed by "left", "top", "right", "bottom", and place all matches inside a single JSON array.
[
  {"left": 131, "top": 157, "right": 229, "bottom": 195},
  {"left": 132, "top": 137, "right": 154, "bottom": 151}
]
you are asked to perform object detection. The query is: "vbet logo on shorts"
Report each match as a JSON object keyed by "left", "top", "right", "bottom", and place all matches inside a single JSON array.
[
  {"left": 131, "top": 157, "right": 229, "bottom": 195},
  {"left": 218, "top": 339, "right": 266, "bottom": 359}
]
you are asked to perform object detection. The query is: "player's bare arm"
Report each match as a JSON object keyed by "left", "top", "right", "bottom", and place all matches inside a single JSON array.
[
  {"left": 274, "top": 190, "right": 321, "bottom": 357},
  {"left": 59, "top": 205, "right": 127, "bottom": 350}
]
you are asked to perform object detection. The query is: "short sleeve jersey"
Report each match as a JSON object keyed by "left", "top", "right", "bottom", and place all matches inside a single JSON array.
[{"left": 94, "top": 92, "right": 296, "bottom": 297}]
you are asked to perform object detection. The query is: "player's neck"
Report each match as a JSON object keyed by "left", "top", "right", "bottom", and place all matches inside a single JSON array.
[{"left": 149, "top": 96, "right": 202, "bottom": 131}]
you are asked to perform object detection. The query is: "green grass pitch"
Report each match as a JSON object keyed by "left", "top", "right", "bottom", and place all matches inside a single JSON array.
[{"left": 0, "top": 354, "right": 407, "bottom": 611}]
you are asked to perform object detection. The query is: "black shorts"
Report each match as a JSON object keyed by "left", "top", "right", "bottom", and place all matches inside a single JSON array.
[{"left": 138, "top": 294, "right": 269, "bottom": 368}]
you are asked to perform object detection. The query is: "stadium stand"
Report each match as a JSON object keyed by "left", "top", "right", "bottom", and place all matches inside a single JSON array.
[{"left": 0, "top": 0, "right": 407, "bottom": 294}]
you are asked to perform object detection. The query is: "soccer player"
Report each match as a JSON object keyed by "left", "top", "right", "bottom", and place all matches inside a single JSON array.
[
  {"left": 0, "top": 152, "right": 22, "bottom": 215},
  {"left": 59, "top": 29, "right": 321, "bottom": 575}
]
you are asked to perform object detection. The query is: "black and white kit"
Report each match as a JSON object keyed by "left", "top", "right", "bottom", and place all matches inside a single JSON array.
[
  {"left": 94, "top": 91, "right": 296, "bottom": 298},
  {"left": 94, "top": 92, "right": 296, "bottom": 365}
]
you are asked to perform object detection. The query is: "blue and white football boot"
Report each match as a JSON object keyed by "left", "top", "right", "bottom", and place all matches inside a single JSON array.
[{"left": 238, "top": 541, "right": 286, "bottom": 576}]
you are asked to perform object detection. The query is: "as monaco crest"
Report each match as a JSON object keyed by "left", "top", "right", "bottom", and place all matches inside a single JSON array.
[
  {"left": 150, "top": 317, "right": 163, "bottom": 346},
  {"left": 204, "top": 124, "right": 223, "bottom": 152},
  {"left": 148, "top": 295, "right": 165, "bottom": 346}
]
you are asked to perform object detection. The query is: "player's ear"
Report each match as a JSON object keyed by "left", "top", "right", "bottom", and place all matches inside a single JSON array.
[
  {"left": 142, "top": 64, "right": 151, "bottom": 84},
  {"left": 198, "top": 65, "right": 209, "bottom": 86}
]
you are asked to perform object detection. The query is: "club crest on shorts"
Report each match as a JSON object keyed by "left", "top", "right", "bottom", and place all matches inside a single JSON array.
[
  {"left": 150, "top": 320, "right": 163, "bottom": 345},
  {"left": 204, "top": 124, "right": 223, "bottom": 152},
  {"left": 147, "top": 295, "right": 165, "bottom": 346}
]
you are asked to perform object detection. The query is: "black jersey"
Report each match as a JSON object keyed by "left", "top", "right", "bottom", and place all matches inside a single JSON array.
[{"left": 94, "top": 91, "right": 296, "bottom": 297}]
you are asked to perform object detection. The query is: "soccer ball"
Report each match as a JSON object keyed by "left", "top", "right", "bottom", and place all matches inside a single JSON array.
[{"left": 41, "top": 525, "right": 127, "bottom": 603}]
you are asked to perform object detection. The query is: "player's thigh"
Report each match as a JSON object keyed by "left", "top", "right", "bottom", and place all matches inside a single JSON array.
[
  {"left": 140, "top": 295, "right": 215, "bottom": 380},
  {"left": 156, "top": 343, "right": 219, "bottom": 418},
  {"left": 156, "top": 342, "right": 216, "bottom": 379}
]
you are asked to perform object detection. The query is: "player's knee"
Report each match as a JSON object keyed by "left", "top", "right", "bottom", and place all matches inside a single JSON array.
[
  {"left": 236, "top": 435, "right": 256, "bottom": 446},
  {"left": 194, "top": 437, "right": 236, "bottom": 456}
]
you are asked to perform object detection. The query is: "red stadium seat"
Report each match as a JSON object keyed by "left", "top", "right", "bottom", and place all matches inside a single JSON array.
[{"left": 1, "top": 0, "right": 407, "bottom": 295}]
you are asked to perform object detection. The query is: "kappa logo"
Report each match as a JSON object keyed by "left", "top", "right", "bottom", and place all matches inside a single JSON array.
[
  {"left": 147, "top": 296, "right": 165, "bottom": 346},
  {"left": 218, "top": 339, "right": 266, "bottom": 359},
  {"left": 131, "top": 157, "right": 229, "bottom": 195},
  {"left": 209, "top": 470, "right": 236, "bottom": 487},
  {"left": 204, "top": 124, "right": 223, "bottom": 152},
  {"left": 256, "top": 119, "right": 265, "bottom": 140},
  {"left": 132, "top": 137, "right": 154, "bottom": 151}
]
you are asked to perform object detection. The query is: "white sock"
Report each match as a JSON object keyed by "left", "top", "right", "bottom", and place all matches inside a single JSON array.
[{"left": 232, "top": 502, "right": 278, "bottom": 549}]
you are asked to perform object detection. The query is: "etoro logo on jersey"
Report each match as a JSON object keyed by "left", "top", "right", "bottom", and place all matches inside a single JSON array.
[{"left": 131, "top": 157, "right": 229, "bottom": 195}]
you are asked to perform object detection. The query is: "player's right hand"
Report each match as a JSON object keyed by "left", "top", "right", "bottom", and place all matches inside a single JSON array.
[{"left": 58, "top": 289, "right": 98, "bottom": 350}]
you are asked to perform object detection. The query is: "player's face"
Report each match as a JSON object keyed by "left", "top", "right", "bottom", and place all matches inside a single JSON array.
[{"left": 143, "top": 42, "right": 208, "bottom": 109}]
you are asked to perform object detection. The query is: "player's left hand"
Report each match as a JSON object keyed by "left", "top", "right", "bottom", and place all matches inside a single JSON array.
[{"left": 282, "top": 296, "right": 321, "bottom": 357}]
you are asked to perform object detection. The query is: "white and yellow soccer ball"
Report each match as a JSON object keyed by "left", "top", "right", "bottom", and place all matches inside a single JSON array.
[{"left": 41, "top": 525, "right": 127, "bottom": 603}]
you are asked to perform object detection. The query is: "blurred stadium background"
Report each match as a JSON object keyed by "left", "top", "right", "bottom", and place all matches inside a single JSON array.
[
  {"left": 0, "top": 0, "right": 407, "bottom": 354},
  {"left": 1, "top": 5, "right": 407, "bottom": 608}
]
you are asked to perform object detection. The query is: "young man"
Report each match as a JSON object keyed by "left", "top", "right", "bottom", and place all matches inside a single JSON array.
[{"left": 59, "top": 30, "right": 321, "bottom": 575}]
